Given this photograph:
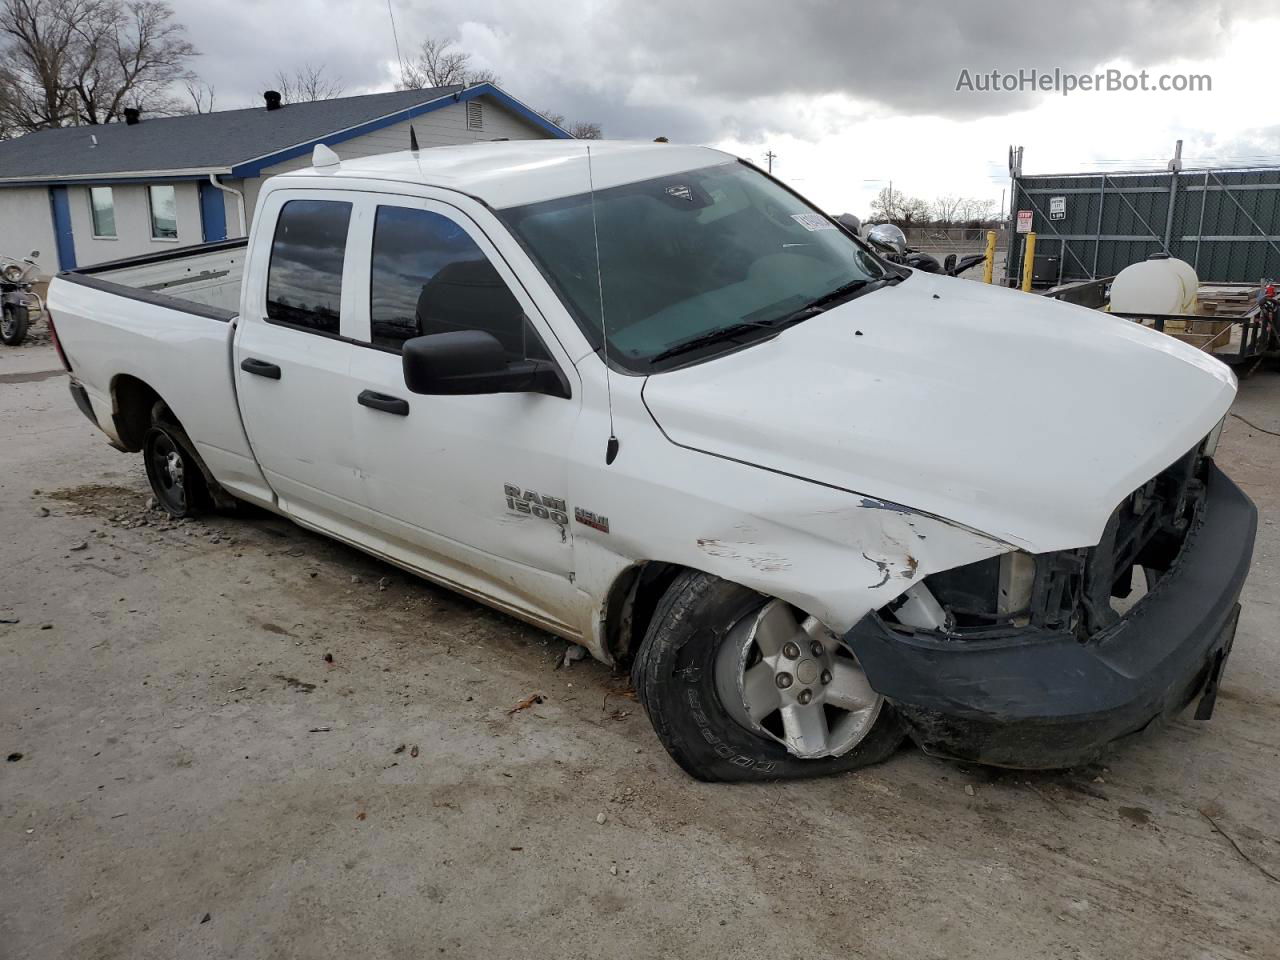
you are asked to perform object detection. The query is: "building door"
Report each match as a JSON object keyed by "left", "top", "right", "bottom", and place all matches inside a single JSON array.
[
  {"left": 48, "top": 187, "right": 76, "bottom": 270},
  {"left": 198, "top": 180, "right": 228, "bottom": 242}
]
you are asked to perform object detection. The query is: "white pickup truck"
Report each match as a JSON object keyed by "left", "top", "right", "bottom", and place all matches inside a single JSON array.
[{"left": 49, "top": 140, "right": 1256, "bottom": 782}]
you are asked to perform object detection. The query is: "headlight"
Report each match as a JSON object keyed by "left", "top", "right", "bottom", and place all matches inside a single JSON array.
[
  {"left": 1202, "top": 416, "right": 1226, "bottom": 458},
  {"left": 1, "top": 264, "right": 23, "bottom": 283}
]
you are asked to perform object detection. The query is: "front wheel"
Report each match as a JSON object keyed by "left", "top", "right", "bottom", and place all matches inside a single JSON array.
[
  {"left": 632, "top": 571, "right": 905, "bottom": 782},
  {"left": 1, "top": 304, "right": 29, "bottom": 346}
]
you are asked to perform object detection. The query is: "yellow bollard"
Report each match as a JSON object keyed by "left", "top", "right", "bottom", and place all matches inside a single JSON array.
[
  {"left": 1020, "top": 232, "right": 1037, "bottom": 292},
  {"left": 982, "top": 230, "right": 997, "bottom": 284}
]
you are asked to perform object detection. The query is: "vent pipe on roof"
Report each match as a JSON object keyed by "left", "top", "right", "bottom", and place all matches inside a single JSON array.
[
  {"left": 264, "top": 90, "right": 282, "bottom": 111},
  {"left": 123, "top": 107, "right": 140, "bottom": 125}
]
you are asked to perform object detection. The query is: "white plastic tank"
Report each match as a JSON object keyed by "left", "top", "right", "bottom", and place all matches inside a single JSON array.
[{"left": 1109, "top": 254, "right": 1199, "bottom": 315}]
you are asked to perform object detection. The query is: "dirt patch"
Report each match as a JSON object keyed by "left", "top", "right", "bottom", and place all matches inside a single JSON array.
[{"left": 46, "top": 483, "right": 148, "bottom": 518}]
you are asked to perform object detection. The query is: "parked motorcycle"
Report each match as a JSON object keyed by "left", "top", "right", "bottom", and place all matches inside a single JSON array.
[
  {"left": 863, "top": 223, "right": 986, "bottom": 278},
  {"left": 2, "top": 250, "right": 43, "bottom": 346}
]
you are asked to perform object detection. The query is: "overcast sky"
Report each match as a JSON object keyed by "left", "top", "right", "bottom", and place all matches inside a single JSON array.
[{"left": 174, "top": 0, "right": 1280, "bottom": 217}]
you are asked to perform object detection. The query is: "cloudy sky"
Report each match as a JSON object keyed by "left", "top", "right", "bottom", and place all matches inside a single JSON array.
[{"left": 175, "top": 0, "right": 1280, "bottom": 217}]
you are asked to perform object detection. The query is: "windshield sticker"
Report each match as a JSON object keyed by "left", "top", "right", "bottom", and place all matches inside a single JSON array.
[
  {"left": 791, "top": 213, "right": 836, "bottom": 231},
  {"left": 665, "top": 184, "right": 694, "bottom": 202}
]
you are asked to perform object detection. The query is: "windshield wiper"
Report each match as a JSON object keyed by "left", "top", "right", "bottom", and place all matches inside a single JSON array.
[
  {"left": 647, "top": 277, "right": 892, "bottom": 366},
  {"left": 648, "top": 321, "right": 778, "bottom": 364}
]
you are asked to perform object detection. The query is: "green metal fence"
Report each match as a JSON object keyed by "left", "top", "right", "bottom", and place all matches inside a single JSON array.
[{"left": 1004, "top": 165, "right": 1280, "bottom": 285}]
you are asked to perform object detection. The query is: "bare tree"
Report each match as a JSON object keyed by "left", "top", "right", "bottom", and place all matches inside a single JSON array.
[
  {"left": 70, "top": 0, "right": 197, "bottom": 123},
  {"left": 958, "top": 197, "right": 996, "bottom": 223},
  {"left": 536, "top": 109, "right": 601, "bottom": 139},
  {"left": 566, "top": 119, "right": 601, "bottom": 139},
  {"left": 182, "top": 76, "right": 213, "bottom": 113},
  {"left": 0, "top": 0, "right": 197, "bottom": 131},
  {"left": 401, "top": 36, "right": 498, "bottom": 89},
  {"left": 270, "top": 62, "right": 344, "bottom": 104},
  {"left": 869, "top": 186, "right": 929, "bottom": 227},
  {"left": 930, "top": 194, "right": 964, "bottom": 225}
]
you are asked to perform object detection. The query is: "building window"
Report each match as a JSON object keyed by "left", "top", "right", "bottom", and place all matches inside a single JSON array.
[
  {"left": 266, "top": 199, "right": 352, "bottom": 335},
  {"left": 368, "top": 204, "right": 547, "bottom": 360},
  {"left": 148, "top": 185, "right": 178, "bottom": 240},
  {"left": 466, "top": 100, "right": 483, "bottom": 130},
  {"left": 89, "top": 187, "right": 116, "bottom": 238}
]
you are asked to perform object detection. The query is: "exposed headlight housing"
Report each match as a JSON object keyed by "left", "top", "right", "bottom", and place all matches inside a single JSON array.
[
  {"left": 1, "top": 264, "right": 23, "bottom": 283},
  {"left": 1202, "top": 416, "right": 1226, "bottom": 458}
]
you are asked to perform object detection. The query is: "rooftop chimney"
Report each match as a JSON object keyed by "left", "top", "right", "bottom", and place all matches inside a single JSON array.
[
  {"left": 123, "top": 107, "right": 141, "bottom": 125},
  {"left": 263, "top": 90, "right": 282, "bottom": 111}
]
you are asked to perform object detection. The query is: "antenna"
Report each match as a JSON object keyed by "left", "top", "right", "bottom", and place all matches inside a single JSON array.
[
  {"left": 386, "top": 0, "right": 406, "bottom": 87},
  {"left": 585, "top": 145, "right": 619, "bottom": 465}
]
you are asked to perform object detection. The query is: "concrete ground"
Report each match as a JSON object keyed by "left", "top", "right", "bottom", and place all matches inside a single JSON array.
[{"left": 2, "top": 330, "right": 1279, "bottom": 960}]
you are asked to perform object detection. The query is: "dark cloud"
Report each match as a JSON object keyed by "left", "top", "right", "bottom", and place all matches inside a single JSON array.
[{"left": 171, "top": 0, "right": 1262, "bottom": 138}]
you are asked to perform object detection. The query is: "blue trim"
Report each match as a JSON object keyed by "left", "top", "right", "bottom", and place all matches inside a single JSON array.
[
  {"left": 198, "top": 179, "right": 228, "bottom": 242},
  {"left": 48, "top": 186, "right": 76, "bottom": 271},
  {"left": 228, "top": 83, "right": 573, "bottom": 178},
  {"left": 1, "top": 173, "right": 219, "bottom": 189}
]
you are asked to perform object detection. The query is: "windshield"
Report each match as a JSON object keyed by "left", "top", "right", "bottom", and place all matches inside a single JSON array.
[{"left": 499, "top": 162, "right": 886, "bottom": 371}]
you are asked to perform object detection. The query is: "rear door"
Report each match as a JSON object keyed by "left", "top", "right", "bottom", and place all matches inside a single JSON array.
[
  {"left": 234, "top": 190, "right": 371, "bottom": 532},
  {"left": 344, "top": 196, "right": 584, "bottom": 630}
]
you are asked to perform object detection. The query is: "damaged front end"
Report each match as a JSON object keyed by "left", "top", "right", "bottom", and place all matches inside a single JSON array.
[{"left": 844, "top": 443, "right": 1257, "bottom": 769}]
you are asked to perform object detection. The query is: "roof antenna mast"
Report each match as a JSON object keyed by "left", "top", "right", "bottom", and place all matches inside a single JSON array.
[{"left": 586, "top": 145, "right": 619, "bottom": 465}]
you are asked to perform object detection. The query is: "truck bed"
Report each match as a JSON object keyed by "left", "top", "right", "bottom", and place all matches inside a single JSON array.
[
  {"left": 48, "top": 237, "right": 272, "bottom": 506},
  {"left": 64, "top": 239, "right": 247, "bottom": 319}
]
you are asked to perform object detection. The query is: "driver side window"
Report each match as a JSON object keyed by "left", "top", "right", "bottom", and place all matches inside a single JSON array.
[{"left": 369, "top": 205, "right": 549, "bottom": 361}]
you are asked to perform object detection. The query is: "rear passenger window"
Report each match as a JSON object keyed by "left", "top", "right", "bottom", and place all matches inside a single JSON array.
[
  {"left": 369, "top": 205, "right": 547, "bottom": 359},
  {"left": 266, "top": 199, "right": 352, "bottom": 334}
]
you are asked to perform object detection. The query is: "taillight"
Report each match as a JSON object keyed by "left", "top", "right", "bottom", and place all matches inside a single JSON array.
[{"left": 47, "top": 309, "right": 72, "bottom": 372}]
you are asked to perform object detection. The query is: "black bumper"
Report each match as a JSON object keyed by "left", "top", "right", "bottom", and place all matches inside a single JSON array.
[
  {"left": 844, "top": 462, "right": 1256, "bottom": 768},
  {"left": 69, "top": 380, "right": 97, "bottom": 426}
]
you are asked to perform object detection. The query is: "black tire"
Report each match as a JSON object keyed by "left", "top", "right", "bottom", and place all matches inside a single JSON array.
[
  {"left": 1, "top": 304, "right": 29, "bottom": 346},
  {"left": 632, "top": 571, "right": 906, "bottom": 782},
  {"left": 142, "top": 405, "right": 208, "bottom": 518}
]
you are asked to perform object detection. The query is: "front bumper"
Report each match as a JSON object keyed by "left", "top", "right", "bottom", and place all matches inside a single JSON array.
[{"left": 844, "top": 462, "right": 1256, "bottom": 768}]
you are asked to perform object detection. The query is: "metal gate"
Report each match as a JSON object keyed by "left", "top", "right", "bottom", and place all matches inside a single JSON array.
[{"left": 1004, "top": 152, "right": 1280, "bottom": 286}]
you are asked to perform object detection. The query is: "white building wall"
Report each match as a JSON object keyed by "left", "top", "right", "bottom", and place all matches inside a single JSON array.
[
  {"left": 67, "top": 182, "right": 204, "bottom": 265},
  {"left": 241, "top": 98, "right": 552, "bottom": 218},
  {"left": 0, "top": 187, "right": 59, "bottom": 277}
]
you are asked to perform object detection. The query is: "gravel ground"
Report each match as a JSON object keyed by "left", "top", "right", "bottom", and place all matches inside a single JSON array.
[{"left": 2, "top": 335, "right": 1279, "bottom": 960}]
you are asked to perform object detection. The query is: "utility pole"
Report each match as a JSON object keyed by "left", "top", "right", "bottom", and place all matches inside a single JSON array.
[{"left": 764, "top": 150, "right": 777, "bottom": 174}]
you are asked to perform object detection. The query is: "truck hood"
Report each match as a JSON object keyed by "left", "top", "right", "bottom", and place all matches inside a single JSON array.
[{"left": 641, "top": 271, "right": 1236, "bottom": 552}]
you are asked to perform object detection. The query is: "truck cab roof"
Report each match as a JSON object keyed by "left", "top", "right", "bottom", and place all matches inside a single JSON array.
[{"left": 273, "top": 139, "right": 737, "bottom": 210}]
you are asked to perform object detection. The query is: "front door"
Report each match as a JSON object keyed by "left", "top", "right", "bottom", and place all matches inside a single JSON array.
[{"left": 344, "top": 198, "right": 584, "bottom": 631}]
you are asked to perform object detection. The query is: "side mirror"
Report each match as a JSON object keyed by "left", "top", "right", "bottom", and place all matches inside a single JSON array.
[{"left": 402, "top": 330, "right": 568, "bottom": 398}]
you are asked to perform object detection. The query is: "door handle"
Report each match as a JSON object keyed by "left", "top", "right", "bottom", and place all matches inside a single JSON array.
[
  {"left": 240, "top": 358, "right": 282, "bottom": 380},
  {"left": 358, "top": 389, "right": 409, "bottom": 416}
]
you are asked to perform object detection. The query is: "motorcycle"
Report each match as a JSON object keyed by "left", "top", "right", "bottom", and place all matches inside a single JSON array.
[
  {"left": 861, "top": 223, "right": 986, "bottom": 278},
  {"left": 2, "top": 250, "right": 43, "bottom": 347}
]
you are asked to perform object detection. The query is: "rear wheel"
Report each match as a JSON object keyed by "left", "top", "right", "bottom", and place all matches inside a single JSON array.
[
  {"left": 632, "top": 571, "right": 905, "bottom": 782},
  {"left": 142, "top": 404, "right": 209, "bottom": 518},
  {"left": 1, "top": 304, "right": 29, "bottom": 346}
]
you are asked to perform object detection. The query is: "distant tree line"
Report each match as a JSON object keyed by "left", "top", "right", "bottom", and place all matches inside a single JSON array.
[
  {"left": 867, "top": 186, "right": 997, "bottom": 228},
  {"left": 0, "top": 1, "right": 603, "bottom": 139}
]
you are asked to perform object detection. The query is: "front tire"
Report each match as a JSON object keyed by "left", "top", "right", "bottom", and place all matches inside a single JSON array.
[
  {"left": 1, "top": 304, "right": 29, "bottom": 346},
  {"left": 632, "top": 571, "right": 905, "bottom": 782}
]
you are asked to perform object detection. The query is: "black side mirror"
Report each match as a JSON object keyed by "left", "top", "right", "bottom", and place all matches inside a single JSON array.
[{"left": 402, "top": 330, "right": 569, "bottom": 398}]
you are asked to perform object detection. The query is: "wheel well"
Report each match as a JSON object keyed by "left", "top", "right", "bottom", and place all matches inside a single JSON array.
[
  {"left": 110, "top": 375, "right": 164, "bottom": 452},
  {"left": 603, "top": 561, "right": 687, "bottom": 667}
]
